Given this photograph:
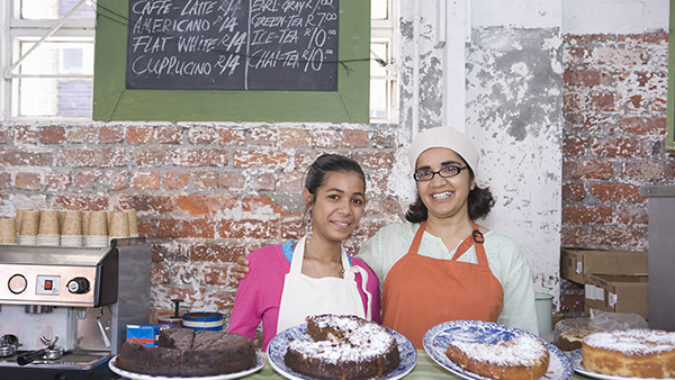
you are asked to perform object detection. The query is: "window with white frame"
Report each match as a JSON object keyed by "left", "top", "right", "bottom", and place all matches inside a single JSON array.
[
  {"left": 1, "top": 0, "right": 397, "bottom": 122},
  {"left": 370, "top": 0, "right": 398, "bottom": 123},
  {"left": 1, "top": 0, "right": 96, "bottom": 120}
]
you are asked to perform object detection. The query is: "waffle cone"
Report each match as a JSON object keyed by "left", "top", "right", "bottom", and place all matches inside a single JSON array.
[
  {"left": 88, "top": 210, "right": 108, "bottom": 236},
  {"left": 109, "top": 211, "right": 129, "bottom": 237},
  {"left": 38, "top": 210, "right": 60, "bottom": 236},
  {"left": 61, "top": 210, "right": 82, "bottom": 235},
  {"left": 0, "top": 217, "right": 17, "bottom": 244},
  {"left": 125, "top": 209, "right": 139, "bottom": 237},
  {"left": 20, "top": 210, "right": 39, "bottom": 236}
]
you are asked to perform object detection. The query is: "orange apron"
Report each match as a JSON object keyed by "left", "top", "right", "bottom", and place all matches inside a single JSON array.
[{"left": 382, "top": 222, "right": 504, "bottom": 348}]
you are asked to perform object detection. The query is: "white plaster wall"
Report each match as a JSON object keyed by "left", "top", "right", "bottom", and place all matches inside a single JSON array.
[
  {"left": 465, "top": 27, "right": 563, "bottom": 297},
  {"left": 392, "top": 0, "right": 564, "bottom": 301},
  {"left": 471, "top": 0, "right": 668, "bottom": 32},
  {"left": 472, "top": 0, "right": 562, "bottom": 27},
  {"left": 563, "top": 0, "right": 668, "bottom": 34}
]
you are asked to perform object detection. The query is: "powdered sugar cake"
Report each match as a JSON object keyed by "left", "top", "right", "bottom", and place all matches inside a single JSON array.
[
  {"left": 581, "top": 329, "right": 675, "bottom": 378},
  {"left": 284, "top": 314, "right": 401, "bottom": 379},
  {"left": 445, "top": 333, "right": 550, "bottom": 380}
]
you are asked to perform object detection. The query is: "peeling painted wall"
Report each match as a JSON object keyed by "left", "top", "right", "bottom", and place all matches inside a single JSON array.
[
  {"left": 394, "top": 2, "right": 564, "bottom": 301},
  {"left": 467, "top": 27, "right": 563, "bottom": 297}
]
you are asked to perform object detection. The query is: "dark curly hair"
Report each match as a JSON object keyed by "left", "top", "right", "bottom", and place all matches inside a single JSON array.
[{"left": 405, "top": 165, "right": 495, "bottom": 223}]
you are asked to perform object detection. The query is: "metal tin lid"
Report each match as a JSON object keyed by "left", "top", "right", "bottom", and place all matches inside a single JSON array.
[
  {"left": 182, "top": 312, "right": 223, "bottom": 322},
  {"left": 182, "top": 312, "right": 224, "bottom": 330}
]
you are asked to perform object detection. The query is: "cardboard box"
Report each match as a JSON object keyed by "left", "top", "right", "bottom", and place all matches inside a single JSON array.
[
  {"left": 561, "top": 248, "right": 648, "bottom": 284},
  {"left": 584, "top": 274, "right": 648, "bottom": 319}
]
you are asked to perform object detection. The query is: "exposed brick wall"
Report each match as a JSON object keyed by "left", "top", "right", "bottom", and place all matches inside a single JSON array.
[
  {"left": 560, "top": 31, "right": 674, "bottom": 318},
  {"left": 0, "top": 123, "right": 401, "bottom": 320},
  {"left": 562, "top": 31, "right": 674, "bottom": 252}
]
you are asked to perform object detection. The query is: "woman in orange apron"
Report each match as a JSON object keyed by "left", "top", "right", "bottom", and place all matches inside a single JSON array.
[{"left": 372, "top": 127, "right": 537, "bottom": 348}]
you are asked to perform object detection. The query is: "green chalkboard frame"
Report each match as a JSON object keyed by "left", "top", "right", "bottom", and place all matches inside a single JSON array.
[
  {"left": 667, "top": 0, "right": 675, "bottom": 150},
  {"left": 93, "top": 0, "right": 370, "bottom": 122}
]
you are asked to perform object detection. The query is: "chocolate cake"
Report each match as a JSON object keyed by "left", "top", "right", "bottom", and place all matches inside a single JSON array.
[
  {"left": 116, "top": 328, "right": 256, "bottom": 376},
  {"left": 284, "top": 314, "right": 401, "bottom": 379}
]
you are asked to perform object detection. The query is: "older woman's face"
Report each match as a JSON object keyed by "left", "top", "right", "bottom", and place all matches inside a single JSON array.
[{"left": 415, "top": 147, "right": 475, "bottom": 221}]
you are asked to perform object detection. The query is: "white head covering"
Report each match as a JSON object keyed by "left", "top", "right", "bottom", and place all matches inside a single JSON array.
[{"left": 408, "top": 127, "right": 480, "bottom": 172}]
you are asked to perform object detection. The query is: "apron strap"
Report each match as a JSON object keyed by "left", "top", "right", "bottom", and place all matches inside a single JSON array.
[
  {"left": 450, "top": 221, "right": 488, "bottom": 265},
  {"left": 407, "top": 222, "right": 427, "bottom": 255},
  {"left": 289, "top": 236, "right": 307, "bottom": 273}
]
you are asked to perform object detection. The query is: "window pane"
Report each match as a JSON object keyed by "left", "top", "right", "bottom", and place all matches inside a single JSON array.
[
  {"left": 19, "top": 41, "right": 94, "bottom": 75},
  {"left": 17, "top": 78, "right": 92, "bottom": 117},
  {"left": 370, "top": 42, "right": 388, "bottom": 77},
  {"left": 371, "top": 0, "right": 388, "bottom": 20},
  {"left": 57, "top": 80, "right": 93, "bottom": 117},
  {"left": 20, "top": 0, "right": 95, "bottom": 19},
  {"left": 18, "top": 78, "right": 57, "bottom": 116},
  {"left": 370, "top": 79, "right": 387, "bottom": 119}
]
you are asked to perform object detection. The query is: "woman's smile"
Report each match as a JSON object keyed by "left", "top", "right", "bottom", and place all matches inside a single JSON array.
[
  {"left": 330, "top": 220, "right": 352, "bottom": 230},
  {"left": 431, "top": 190, "right": 453, "bottom": 200}
]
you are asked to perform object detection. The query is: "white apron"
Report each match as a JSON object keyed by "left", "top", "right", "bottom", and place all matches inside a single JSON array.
[{"left": 276, "top": 236, "right": 372, "bottom": 333}]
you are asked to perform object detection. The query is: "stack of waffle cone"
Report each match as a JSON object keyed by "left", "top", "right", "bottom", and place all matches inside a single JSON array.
[
  {"left": 60, "top": 210, "right": 83, "bottom": 247},
  {"left": 125, "top": 209, "right": 139, "bottom": 237},
  {"left": 85, "top": 210, "right": 108, "bottom": 247},
  {"left": 18, "top": 210, "right": 39, "bottom": 245},
  {"left": 108, "top": 211, "right": 130, "bottom": 245},
  {"left": 0, "top": 217, "right": 17, "bottom": 244},
  {"left": 37, "top": 209, "right": 60, "bottom": 246}
]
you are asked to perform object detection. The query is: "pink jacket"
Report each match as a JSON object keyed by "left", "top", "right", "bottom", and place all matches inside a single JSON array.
[{"left": 227, "top": 244, "right": 381, "bottom": 351}]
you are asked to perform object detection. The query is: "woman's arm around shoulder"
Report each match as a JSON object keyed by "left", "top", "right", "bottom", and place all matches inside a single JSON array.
[
  {"left": 357, "top": 222, "right": 416, "bottom": 282},
  {"left": 227, "top": 246, "right": 281, "bottom": 340}
]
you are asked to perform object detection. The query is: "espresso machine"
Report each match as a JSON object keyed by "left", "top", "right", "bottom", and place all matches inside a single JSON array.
[{"left": 0, "top": 238, "right": 151, "bottom": 379}]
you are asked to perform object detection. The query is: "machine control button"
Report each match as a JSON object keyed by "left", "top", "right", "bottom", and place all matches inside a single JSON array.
[
  {"left": 66, "top": 277, "right": 90, "bottom": 294},
  {"left": 8, "top": 274, "right": 27, "bottom": 294},
  {"left": 36, "top": 275, "right": 61, "bottom": 295}
]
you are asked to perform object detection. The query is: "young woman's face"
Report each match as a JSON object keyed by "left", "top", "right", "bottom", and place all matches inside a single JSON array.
[
  {"left": 415, "top": 147, "right": 475, "bottom": 221},
  {"left": 306, "top": 171, "right": 367, "bottom": 243}
]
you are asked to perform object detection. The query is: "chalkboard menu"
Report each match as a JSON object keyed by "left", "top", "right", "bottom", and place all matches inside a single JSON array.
[
  {"left": 126, "top": 0, "right": 339, "bottom": 91},
  {"left": 94, "top": 0, "right": 369, "bottom": 122}
]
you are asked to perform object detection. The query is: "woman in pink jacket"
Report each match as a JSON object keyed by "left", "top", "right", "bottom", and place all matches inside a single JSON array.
[{"left": 227, "top": 154, "right": 380, "bottom": 351}]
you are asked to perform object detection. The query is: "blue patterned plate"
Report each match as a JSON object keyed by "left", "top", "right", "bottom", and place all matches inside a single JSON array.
[
  {"left": 423, "top": 320, "right": 573, "bottom": 380},
  {"left": 267, "top": 323, "right": 416, "bottom": 380},
  {"left": 567, "top": 349, "right": 663, "bottom": 380},
  {"left": 108, "top": 353, "right": 265, "bottom": 380}
]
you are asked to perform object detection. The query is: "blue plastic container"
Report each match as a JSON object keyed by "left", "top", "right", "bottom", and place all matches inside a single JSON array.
[{"left": 182, "top": 312, "right": 224, "bottom": 331}]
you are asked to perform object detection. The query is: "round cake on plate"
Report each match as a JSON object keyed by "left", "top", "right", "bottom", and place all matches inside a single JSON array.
[
  {"left": 581, "top": 328, "right": 675, "bottom": 378},
  {"left": 445, "top": 333, "right": 550, "bottom": 380},
  {"left": 284, "top": 314, "right": 401, "bottom": 379},
  {"left": 115, "top": 327, "right": 257, "bottom": 376}
]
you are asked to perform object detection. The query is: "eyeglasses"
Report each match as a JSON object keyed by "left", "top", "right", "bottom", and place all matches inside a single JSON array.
[{"left": 413, "top": 166, "right": 467, "bottom": 181}]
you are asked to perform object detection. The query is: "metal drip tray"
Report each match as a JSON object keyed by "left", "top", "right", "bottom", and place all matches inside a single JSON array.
[{"left": 0, "top": 350, "right": 112, "bottom": 369}]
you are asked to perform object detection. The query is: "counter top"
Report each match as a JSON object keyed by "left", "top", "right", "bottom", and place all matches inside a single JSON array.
[{"left": 236, "top": 349, "right": 594, "bottom": 379}]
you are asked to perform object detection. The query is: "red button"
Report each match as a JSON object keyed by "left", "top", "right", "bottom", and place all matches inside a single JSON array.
[{"left": 44, "top": 280, "right": 53, "bottom": 290}]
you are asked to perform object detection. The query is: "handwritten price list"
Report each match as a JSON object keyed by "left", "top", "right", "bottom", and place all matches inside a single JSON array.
[{"left": 126, "top": 0, "right": 339, "bottom": 90}]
